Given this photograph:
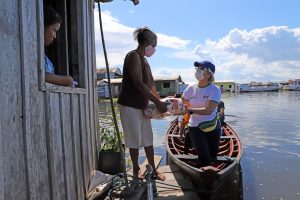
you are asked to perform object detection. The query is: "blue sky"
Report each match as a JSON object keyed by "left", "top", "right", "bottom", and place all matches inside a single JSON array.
[{"left": 94, "top": 0, "right": 300, "bottom": 84}]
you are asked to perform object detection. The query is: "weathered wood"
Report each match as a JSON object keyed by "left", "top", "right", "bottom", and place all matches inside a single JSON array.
[
  {"left": 41, "top": 83, "right": 87, "bottom": 94},
  {"left": 90, "top": 0, "right": 99, "bottom": 169},
  {"left": 79, "top": 94, "right": 89, "bottom": 193},
  {"left": 60, "top": 93, "right": 77, "bottom": 200},
  {"left": 0, "top": 0, "right": 27, "bottom": 199},
  {"left": 46, "top": 92, "right": 67, "bottom": 200},
  {"left": 20, "top": 0, "right": 53, "bottom": 199},
  {"left": 71, "top": 94, "right": 85, "bottom": 200},
  {"left": 173, "top": 154, "right": 236, "bottom": 163},
  {"left": 0, "top": 120, "right": 3, "bottom": 200},
  {"left": 155, "top": 165, "right": 200, "bottom": 200},
  {"left": 79, "top": 1, "right": 94, "bottom": 183},
  {"left": 1, "top": 0, "right": 98, "bottom": 199},
  {"left": 87, "top": 0, "right": 98, "bottom": 170}
]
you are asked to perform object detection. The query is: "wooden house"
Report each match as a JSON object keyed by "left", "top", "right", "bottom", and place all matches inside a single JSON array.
[
  {"left": 97, "top": 78, "right": 123, "bottom": 98},
  {"left": 154, "top": 75, "right": 184, "bottom": 97},
  {"left": 96, "top": 67, "right": 122, "bottom": 80},
  {"left": 214, "top": 80, "right": 236, "bottom": 92},
  {"left": 1, "top": 0, "right": 99, "bottom": 199}
]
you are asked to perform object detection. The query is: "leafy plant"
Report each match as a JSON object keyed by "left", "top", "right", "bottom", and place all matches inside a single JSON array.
[{"left": 98, "top": 116, "right": 124, "bottom": 152}]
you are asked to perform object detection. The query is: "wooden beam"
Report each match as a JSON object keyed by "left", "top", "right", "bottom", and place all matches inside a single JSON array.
[{"left": 173, "top": 154, "right": 236, "bottom": 163}]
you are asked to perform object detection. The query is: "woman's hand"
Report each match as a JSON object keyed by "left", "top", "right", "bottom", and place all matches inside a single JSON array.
[
  {"left": 155, "top": 101, "right": 168, "bottom": 113},
  {"left": 174, "top": 109, "right": 188, "bottom": 116}
]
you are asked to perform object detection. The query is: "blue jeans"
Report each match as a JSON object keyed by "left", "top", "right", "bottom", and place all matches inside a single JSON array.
[{"left": 188, "top": 126, "right": 221, "bottom": 167}]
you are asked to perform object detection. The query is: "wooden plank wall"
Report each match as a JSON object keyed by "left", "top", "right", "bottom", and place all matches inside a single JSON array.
[
  {"left": 0, "top": 0, "right": 98, "bottom": 199},
  {"left": 0, "top": 0, "right": 28, "bottom": 199}
]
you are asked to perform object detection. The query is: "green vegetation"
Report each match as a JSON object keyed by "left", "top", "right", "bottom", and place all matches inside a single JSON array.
[{"left": 98, "top": 115, "right": 124, "bottom": 152}]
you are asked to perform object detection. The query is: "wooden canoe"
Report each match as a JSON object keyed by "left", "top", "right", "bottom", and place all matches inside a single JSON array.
[{"left": 165, "top": 119, "right": 243, "bottom": 190}]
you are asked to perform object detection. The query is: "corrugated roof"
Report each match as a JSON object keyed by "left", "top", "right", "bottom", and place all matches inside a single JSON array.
[
  {"left": 154, "top": 75, "right": 182, "bottom": 82},
  {"left": 97, "top": 78, "right": 123, "bottom": 84},
  {"left": 96, "top": 67, "right": 122, "bottom": 75}
]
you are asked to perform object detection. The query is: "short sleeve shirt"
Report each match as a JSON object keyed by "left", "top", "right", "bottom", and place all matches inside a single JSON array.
[
  {"left": 182, "top": 83, "right": 221, "bottom": 127},
  {"left": 45, "top": 55, "right": 55, "bottom": 74}
]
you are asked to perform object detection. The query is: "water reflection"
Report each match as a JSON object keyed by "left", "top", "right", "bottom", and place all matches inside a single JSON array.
[{"left": 98, "top": 91, "right": 300, "bottom": 199}]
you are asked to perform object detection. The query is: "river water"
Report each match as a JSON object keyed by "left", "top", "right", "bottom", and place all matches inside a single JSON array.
[{"left": 98, "top": 90, "right": 300, "bottom": 200}]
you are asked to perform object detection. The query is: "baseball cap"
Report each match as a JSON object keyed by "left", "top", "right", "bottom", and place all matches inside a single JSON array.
[{"left": 194, "top": 61, "right": 215, "bottom": 74}]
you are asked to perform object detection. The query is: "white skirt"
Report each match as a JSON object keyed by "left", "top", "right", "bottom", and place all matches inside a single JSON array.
[{"left": 119, "top": 105, "right": 153, "bottom": 149}]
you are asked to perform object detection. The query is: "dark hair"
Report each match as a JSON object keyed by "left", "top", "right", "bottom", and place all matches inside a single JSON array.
[
  {"left": 44, "top": 6, "right": 62, "bottom": 27},
  {"left": 133, "top": 27, "right": 157, "bottom": 46}
]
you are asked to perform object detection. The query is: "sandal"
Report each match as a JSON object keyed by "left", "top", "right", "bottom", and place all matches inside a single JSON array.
[
  {"left": 153, "top": 171, "right": 166, "bottom": 181},
  {"left": 133, "top": 167, "right": 144, "bottom": 180}
]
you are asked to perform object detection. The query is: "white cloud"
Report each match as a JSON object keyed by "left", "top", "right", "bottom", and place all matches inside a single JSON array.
[
  {"left": 189, "top": 26, "right": 300, "bottom": 82},
  {"left": 95, "top": 10, "right": 300, "bottom": 83},
  {"left": 94, "top": 10, "right": 191, "bottom": 67}
]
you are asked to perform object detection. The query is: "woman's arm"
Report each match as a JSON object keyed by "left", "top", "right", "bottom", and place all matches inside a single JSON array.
[
  {"left": 45, "top": 73, "right": 73, "bottom": 86},
  {"left": 189, "top": 100, "right": 218, "bottom": 115},
  {"left": 127, "top": 52, "right": 167, "bottom": 113}
]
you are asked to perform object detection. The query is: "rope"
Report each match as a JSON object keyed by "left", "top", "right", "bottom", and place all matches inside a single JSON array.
[{"left": 97, "top": 1, "right": 128, "bottom": 187}]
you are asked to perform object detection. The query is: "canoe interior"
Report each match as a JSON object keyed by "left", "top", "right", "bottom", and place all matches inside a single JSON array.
[{"left": 166, "top": 119, "right": 243, "bottom": 174}]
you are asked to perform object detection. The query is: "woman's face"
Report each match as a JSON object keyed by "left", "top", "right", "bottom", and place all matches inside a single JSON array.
[{"left": 44, "top": 23, "right": 60, "bottom": 46}]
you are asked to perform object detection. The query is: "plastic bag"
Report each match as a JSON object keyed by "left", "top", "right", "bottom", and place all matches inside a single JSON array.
[{"left": 144, "top": 97, "right": 185, "bottom": 119}]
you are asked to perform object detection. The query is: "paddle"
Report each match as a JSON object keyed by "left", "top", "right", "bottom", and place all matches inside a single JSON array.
[
  {"left": 224, "top": 114, "right": 246, "bottom": 118},
  {"left": 224, "top": 114, "right": 239, "bottom": 117}
]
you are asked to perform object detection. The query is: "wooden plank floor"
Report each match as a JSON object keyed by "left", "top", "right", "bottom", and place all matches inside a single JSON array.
[
  {"left": 99, "top": 156, "right": 200, "bottom": 200},
  {"left": 154, "top": 165, "right": 199, "bottom": 200}
]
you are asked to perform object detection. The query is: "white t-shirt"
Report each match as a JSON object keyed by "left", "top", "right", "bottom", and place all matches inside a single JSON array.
[{"left": 182, "top": 83, "right": 221, "bottom": 127}]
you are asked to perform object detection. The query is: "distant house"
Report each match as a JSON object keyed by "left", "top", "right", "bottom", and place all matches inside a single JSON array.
[
  {"left": 97, "top": 78, "right": 123, "bottom": 98},
  {"left": 97, "top": 75, "right": 185, "bottom": 98},
  {"left": 214, "top": 80, "right": 236, "bottom": 92},
  {"left": 154, "top": 75, "right": 184, "bottom": 97},
  {"left": 96, "top": 67, "right": 122, "bottom": 80}
]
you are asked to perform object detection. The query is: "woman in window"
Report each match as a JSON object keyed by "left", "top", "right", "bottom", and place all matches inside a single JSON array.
[{"left": 44, "top": 6, "right": 73, "bottom": 86}]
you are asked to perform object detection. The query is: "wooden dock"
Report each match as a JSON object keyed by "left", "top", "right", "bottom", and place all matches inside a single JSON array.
[
  {"left": 98, "top": 155, "right": 200, "bottom": 200},
  {"left": 127, "top": 155, "right": 199, "bottom": 199},
  {"left": 154, "top": 165, "right": 200, "bottom": 200}
]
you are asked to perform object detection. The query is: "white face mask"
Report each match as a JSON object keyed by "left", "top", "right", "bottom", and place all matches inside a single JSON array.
[
  {"left": 195, "top": 69, "right": 205, "bottom": 81},
  {"left": 145, "top": 44, "right": 156, "bottom": 57}
]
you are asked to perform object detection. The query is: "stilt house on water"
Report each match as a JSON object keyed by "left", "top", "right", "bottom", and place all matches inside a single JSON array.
[{"left": 1, "top": 0, "right": 104, "bottom": 199}]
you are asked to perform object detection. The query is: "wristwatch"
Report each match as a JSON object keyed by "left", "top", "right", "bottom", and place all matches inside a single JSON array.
[{"left": 188, "top": 109, "right": 194, "bottom": 114}]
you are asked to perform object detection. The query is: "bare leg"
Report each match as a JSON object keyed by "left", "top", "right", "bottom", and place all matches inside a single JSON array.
[
  {"left": 129, "top": 148, "right": 140, "bottom": 178},
  {"left": 144, "top": 145, "right": 166, "bottom": 181}
]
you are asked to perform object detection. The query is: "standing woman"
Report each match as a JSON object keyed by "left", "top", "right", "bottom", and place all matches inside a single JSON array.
[
  {"left": 44, "top": 6, "right": 73, "bottom": 86},
  {"left": 118, "top": 27, "right": 167, "bottom": 180},
  {"left": 181, "top": 61, "right": 221, "bottom": 171}
]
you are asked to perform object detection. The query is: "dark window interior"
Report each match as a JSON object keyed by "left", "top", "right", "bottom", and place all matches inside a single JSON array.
[
  {"left": 44, "top": 0, "right": 80, "bottom": 85},
  {"left": 163, "top": 82, "right": 171, "bottom": 88}
]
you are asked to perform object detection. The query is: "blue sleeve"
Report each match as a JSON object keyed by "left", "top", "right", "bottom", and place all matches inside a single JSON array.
[{"left": 44, "top": 55, "right": 55, "bottom": 74}]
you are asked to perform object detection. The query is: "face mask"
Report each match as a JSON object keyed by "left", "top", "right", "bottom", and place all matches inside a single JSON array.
[
  {"left": 145, "top": 45, "right": 156, "bottom": 57},
  {"left": 195, "top": 69, "right": 205, "bottom": 81}
]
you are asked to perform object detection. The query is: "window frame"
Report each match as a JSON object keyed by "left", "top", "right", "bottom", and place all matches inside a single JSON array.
[
  {"left": 162, "top": 82, "right": 171, "bottom": 89},
  {"left": 38, "top": 0, "right": 87, "bottom": 94}
]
